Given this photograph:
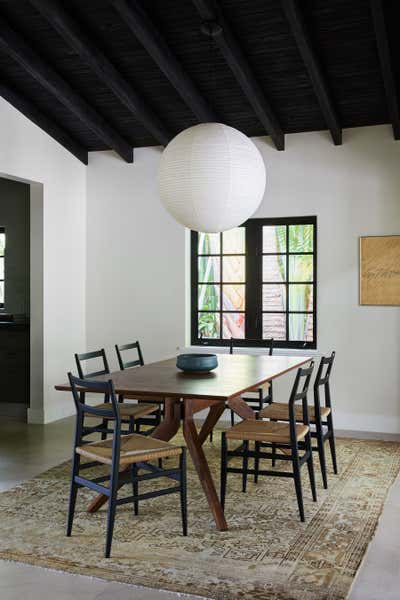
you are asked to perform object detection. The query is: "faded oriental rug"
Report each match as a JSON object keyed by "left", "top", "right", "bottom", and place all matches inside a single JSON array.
[{"left": 0, "top": 434, "right": 399, "bottom": 600}]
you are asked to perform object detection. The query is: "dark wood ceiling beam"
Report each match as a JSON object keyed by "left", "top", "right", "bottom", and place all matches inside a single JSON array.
[
  {"left": 30, "top": 0, "right": 170, "bottom": 148},
  {"left": 370, "top": 0, "right": 400, "bottom": 140},
  {"left": 192, "top": 0, "right": 284, "bottom": 150},
  {"left": 112, "top": 0, "right": 216, "bottom": 123},
  {"left": 0, "top": 80, "right": 88, "bottom": 164},
  {"left": 281, "top": 0, "right": 342, "bottom": 145},
  {"left": 0, "top": 14, "right": 133, "bottom": 162}
]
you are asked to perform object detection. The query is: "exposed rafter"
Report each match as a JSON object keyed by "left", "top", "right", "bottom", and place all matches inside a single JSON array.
[
  {"left": 281, "top": 0, "right": 342, "bottom": 146},
  {"left": 30, "top": 0, "right": 170, "bottom": 148},
  {"left": 0, "top": 80, "right": 88, "bottom": 164},
  {"left": 112, "top": 0, "right": 216, "bottom": 123},
  {"left": 370, "top": 0, "right": 400, "bottom": 140},
  {"left": 0, "top": 14, "right": 133, "bottom": 162},
  {"left": 192, "top": 0, "right": 284, "bottom": 151}
]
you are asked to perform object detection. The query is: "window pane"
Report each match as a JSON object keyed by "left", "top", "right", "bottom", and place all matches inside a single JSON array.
[
  {"left": 0, "top": 257, "right": 3, "bottom": 279},
  {"left": 222, "top": 284, "right": 245, "bottom": 311},
  {"left": 263, "top": 313, "right": 286, "bottom": 340},
  {"left": 263, "top": 225, "right": 286, "bottom": 253},
  {"left": 0, "top": 281, "right": 3, "bottom": 304},
  {"left": 289, "top": 255, "right": 313, "bottom": 282},
  {"left": 222, "top": 256, "right": 245, "bottom": 282},
  {"left": 289, "top": 313, "right": 313, "bottom": 341},
  {"left": 263, "top": 255, "right": 286, "bottom": 282},
  {"left": 289, "top": 224, "right": 313, "bottom": 252},
  {"left": 198, "top": 312, "right": 220, "bottom": 339},
  {"left": 222, "top": 227, "right": 245, "bottom": 254},
  {"left": 198, "top": 232, "right": 220, "bottom": 254},
  {"left": 289, "top": 284, "right": 313, "bottom": 311},
  {"left": 222, "top": 312, "right": 245, "bottom": 339},
  {"left": 198, "top": 284, "right": 220, "bottom": 311},
  {"left": 263, "top": 284, "right": 286, "bottom": 311},
  {"left": 198, "top": 256, "right": 220, "bottom": 282}
]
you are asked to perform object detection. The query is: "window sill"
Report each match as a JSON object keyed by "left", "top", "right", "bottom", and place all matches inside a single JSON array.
[{"left": 181, "top": 345, "right": 319, "bottom": 357}]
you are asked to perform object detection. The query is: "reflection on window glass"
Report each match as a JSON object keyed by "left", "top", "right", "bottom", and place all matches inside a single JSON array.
[
  {"left": 198, "top": 312, "right": 220, "bottom": 339},
  {"left": 198, "top": 284, "right": 220, "bottom": 311},
  {"left": 289, "top": 224, "right": 313, "bottom": 252},
  {"left": 222, "top": 256, "right": 245, "bottom": 282},
  {"left": 289, "top": 313, "right": 313, "bottom": 341},
  {"left": 0, "top": 231, "right": 5, "bottom": 306},
  {"left": 198, "top": 256, "right": 220, "bottom": 282},
  {"left": 289, "top": 284, "right": 313, "bottom": 312},
  {"left": 198, "top": 232, "right": 220, "bottom": 254},
  {"left": 262, "top": 313, "right": 286, "bottom": 340},
  {"left": 289, "top": 255, "right": 313, "bottom": 282},
  {"left": 263, "top": 255, "right": 286, "bottom": 282},
  {"left": 222, "top": 284, "right": 245, "bottom": 311},
  {"left": 263, "top": 284, "right": 286, "bottom": 311},
  {"left": 222, "top": 227, "right": 245, "bottom": 254},
  {"left": 263, "top": 225, "right": 286, "bottom": 253},
  {"left": 222, "top": 313, "right": 245, "bottom": 339}
]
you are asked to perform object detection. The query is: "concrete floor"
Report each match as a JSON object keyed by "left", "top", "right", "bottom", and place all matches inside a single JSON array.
[{"left": 0, "top": 417, "right": 398, "bottom": 600}]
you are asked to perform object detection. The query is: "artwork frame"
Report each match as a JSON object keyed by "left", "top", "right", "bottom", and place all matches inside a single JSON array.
[{"left": 359, "top": 235, "right": 400, "bottom": 306}]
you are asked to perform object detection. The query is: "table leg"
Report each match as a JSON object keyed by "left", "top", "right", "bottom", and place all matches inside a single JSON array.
[
  {"left": 87, "top": 398, "right": 181, "bottom": 514},
  {"left": 183, "top": 399, "right": 228, "bottom": 531},
  {"left": 198, "top": 404, "right": 226, "bottom": 445},
  {"left": 227, "top": 395, "right": 256, "bottom": 420}
]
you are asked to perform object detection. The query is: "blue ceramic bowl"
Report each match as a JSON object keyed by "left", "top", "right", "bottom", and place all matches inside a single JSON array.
[{"left": 176, "top": 353, "right": 218, "bottom": 373}]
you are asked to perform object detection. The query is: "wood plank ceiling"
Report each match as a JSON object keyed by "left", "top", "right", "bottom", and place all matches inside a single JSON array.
[{"left": 0, "top": 0, "right": 398, "bottom": 164}]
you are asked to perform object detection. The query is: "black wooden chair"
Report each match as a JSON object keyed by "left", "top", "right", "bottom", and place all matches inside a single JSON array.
[
  {"left": 221, "top": 361, "right": 317, "bottom": 522},
  {"left": 115, "top": 340, "right": 164, "bottom": 431},
  {"left": 75, "top": 348, "right": 160, "bottom": 440},
  {"left": 259, "top": 352, "right": 337, "bottom": 488},
  {"left": 66, "top": 373, "right": 187, "bottom": 558},
  {"left": 229, "top": 337, "right": 274, "bottom": 425}
]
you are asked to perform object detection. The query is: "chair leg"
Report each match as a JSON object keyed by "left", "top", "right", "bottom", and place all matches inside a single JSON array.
[
  {"left": 129, "top": 416, "right": 135, "bottom": 434},
  {"left": 292, "top": 447, "right": 305, "bottom": 522},
  {"left": 254, "top": 441, "right": 260, "bottom": 483},
  {"left": 315, "top": 419, "right": 328, "bottom": 489},
  {"left": 230, "top": 409, "right": 235, "bottom": 427},
  {"left": 220, "top": 433, "right": 227, "bottom": 511},
  {"left": 101, "top": 418, "right": 108, "bottom": 440},
  {"left": 272, "top": 442, "right": 276, "bottom": 467},
  {"left": 305, "top": 436, "right": 317, "bottom": 502},
  {"left": 209, "top": 429, "right": 213, "bottom": 443},
  {"left": 327, "top": 414, "right": 338, "bottom": 474},
  {"left": 180, "top": 449, "right": 188, "bottom": 536},
  {"left": 242, "top": 440, "right": 249, "bottom": 493},
  {"left": 105, "top": 463, "right": 119, "bottom": 558},
  {"left": 131, "top": 463, "right": 139, "bottom": 516},
  {"left": 66, "top": 454, "right": 80, "bottom": 536}
]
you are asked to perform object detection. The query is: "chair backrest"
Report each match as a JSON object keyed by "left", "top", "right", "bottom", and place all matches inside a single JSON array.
[
  {"left": 68, "top": 372, "right": 121, "bottom": 448},
  {"left": 288, "top": 361, "right": 314, "bottom": 438},
  {"left": 75, "top": 348, "right": 110, "bottom": 379},
  {"left": 314, "top": 351, "right": 335, "bottom": 408},
  {"left": 115, "top": 340, "right": 144, "bottom": 370},
  {"left": 229, "top": 337, "right": 274, "bottom": 356}
]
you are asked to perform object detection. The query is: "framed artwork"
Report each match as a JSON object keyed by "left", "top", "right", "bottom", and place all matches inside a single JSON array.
[{"left": 360, "top": 235, "right": 400, "bottom": 305}]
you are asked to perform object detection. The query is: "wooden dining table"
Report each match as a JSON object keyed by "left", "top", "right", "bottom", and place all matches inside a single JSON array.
[{"left": 55, "top": 353, "right": 311, "bottom": 531}]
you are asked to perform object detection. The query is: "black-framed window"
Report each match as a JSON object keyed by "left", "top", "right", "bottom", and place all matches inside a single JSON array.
[
  {"left": 0, "top": 227, "right": 5, "bottom": 308},
  {"left": 191, "top": 216, "right": 317, "bottom": 349}
]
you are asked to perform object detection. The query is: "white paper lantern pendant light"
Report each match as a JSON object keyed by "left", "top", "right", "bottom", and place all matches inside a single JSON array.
[{"left": 158, "top": 122, "right": 266, "bottom": 233}]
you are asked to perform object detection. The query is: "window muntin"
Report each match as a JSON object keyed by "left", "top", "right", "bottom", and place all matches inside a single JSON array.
[
  {"left": 0, "top": 229, "right": 5, "bottom": 308},
  {"left": 192, "top": 217, "right": 317, "bottom": 349}
]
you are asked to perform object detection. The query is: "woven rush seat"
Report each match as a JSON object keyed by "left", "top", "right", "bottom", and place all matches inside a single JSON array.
[
  {"left": 76, "top": 433, "right": 182, "bottom": 465},
  {"left": 260, "top": 402, "right": 331, "bottom": 422},
  {"left": 86, "top": 402, "right": 159, "bottom": 420},
  {"left": 225, "top": 419, "right": 309, "bottom": 444}
]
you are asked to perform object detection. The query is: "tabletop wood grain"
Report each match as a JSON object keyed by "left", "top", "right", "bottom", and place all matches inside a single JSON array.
[{"left": 55, "top": 354, "right": 312, "bottom": 400}]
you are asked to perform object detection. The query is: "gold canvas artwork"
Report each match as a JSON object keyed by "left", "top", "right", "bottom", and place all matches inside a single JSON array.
[{"left": 360, "top": 235, "right": 400, "bottom": 305}]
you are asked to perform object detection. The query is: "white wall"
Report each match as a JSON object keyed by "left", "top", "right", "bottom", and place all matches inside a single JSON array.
[
  {"left": 0, "top": 98, "right": 87, "bottom": 423},
  {"left": 86, "top": 149, "right": 185, "bottom": 370},
  {"left": 0, "top": 177, "right": 30, "bottom": 315},
  {"left": 86, "top": 125, "right": 400, "bottom": 435}
]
